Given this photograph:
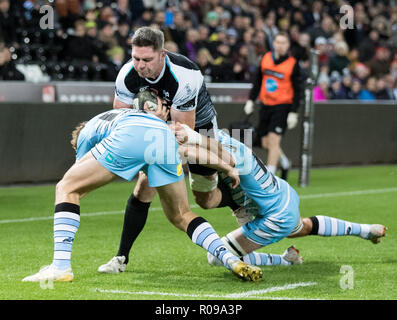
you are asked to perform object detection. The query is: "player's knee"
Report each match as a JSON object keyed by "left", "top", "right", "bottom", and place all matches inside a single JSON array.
[
  {"left": 189, "top": 173, "right": 219, "bottom": 209},
  {"left": 167, "top": 213, "right": 187, "bottom": 231},
  {"left": 55, "top": 179, "right": 78, "bottom": 200},
  {"left": 134, "top": 172, "right": 156, "bottom": 202},
  {"left": 261, "top": 136, "right": 268, "bottom": 148},
  {"left": 267, "top": 134, "right": 281, "bottom": 148},
  {"left": 288, "top": 217, "right": 311, "bottom": 238},
  {"left": 55, "top": 180, "right": 65, "bottom": 197},
  {"left": 56, "top": 178, "right": 71, "bottom": 195},
  {"left": 302, "top": 217, "right": 313, "bottom": 235},
  {"left": 134, "top": 187, "right": 156, "bottom": 202},
  {"left": 193, "top": 190, "right": 217, "bottom": 210}
]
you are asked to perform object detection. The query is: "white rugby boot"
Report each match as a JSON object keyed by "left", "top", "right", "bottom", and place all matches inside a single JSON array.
[
  {"left": 228, "top": 259, "right": 262, "bottom": 282},
  {"left": 281, "top": 246, "right": 303, "bottom": 265},
  {"left": 97, "top": 256, "right": 127, "bottom": 273},
  {"left": 365, "top": 224, "right": 386, "bottom": 244},
  {"left": 22, "top": 264, "right": 73, "bottom": 282}
]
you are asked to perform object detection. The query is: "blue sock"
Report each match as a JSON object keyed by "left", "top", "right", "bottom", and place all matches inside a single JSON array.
[
  {"left": 52, "top": 203, "right": 80, "bottom": 270},
  {"left": 243, "top": 252, "right": 291, "bottom": 266},
  {"left": 310, "top": 215, "right": 370, "bottom": 238},
  {"left": 187, "top": 217, "right": 239, "bottom": 269}
]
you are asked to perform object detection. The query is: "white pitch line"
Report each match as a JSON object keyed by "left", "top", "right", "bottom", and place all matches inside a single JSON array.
[
  {"left": 0, "top": 210, "right": 122, "bottom": 224},
  {"left": 0, "top": 205, "right": 199, "bottom": 224},
  {"left": 1, "top": 187, "right": 397, "bottom": 224},
  {"left": 223, "top": 282, "right": 317, "bottom": 298},
  {"left": 299, "top": 187, "right": 397, "bottom": 199},
  {"left": 0, "top": 204, "right": 198, "bottom": 224},
  {"left": 94, "top": 281, "right": 317, "bottom": 300}
]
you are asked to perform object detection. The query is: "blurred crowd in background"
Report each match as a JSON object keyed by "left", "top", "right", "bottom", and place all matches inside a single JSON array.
[{"left": 1, "top": 0, "right": 397, "bottom": 100}]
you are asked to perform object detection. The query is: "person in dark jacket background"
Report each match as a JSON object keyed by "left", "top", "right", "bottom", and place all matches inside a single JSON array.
[
  {"left": 0, "top": 46, "right": 24, "bottom": 80},
  {"left": 244, "top": 32, "right": 301, "bottom": 181}
]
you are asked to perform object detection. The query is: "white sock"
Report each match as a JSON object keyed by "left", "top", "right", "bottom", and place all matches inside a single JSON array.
[{"left": 279, "top": 153, "right": 290, "bottom": 170}]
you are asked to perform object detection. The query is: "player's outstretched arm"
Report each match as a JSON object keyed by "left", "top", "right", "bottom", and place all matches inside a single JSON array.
[
  {"left": 170, "top": 122, "right": 235, "bottom": 168},
  {"left": 179, "top": 144, "right": 239, "bottom": 189}
]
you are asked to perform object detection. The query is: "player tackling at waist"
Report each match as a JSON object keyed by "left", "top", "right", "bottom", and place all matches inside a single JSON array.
[
  {"left": 22, "top": 93, "right": 262, "bottom": 283},
  {"left": 171, "top": 123, "right": 387, "bottom": 268}
]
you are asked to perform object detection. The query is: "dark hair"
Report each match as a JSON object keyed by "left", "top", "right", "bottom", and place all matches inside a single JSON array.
[{"left": 131, "top": 27, "right": 164, "bottom": 51}]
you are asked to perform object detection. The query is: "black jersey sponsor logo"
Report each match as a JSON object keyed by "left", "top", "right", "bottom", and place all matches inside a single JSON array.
[{"left": 176, "top": 97, "right": 196, "bottom": 111}]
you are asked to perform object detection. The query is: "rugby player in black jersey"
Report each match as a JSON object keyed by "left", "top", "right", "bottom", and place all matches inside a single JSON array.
[{"left": 98, "top": 27, "right": 240, "bottom": 273}]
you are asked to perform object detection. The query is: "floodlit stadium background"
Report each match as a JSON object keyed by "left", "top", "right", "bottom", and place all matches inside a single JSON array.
[
  {"left": 0, "top": 0, "right": 396, "bottom": 301},
  {"left": 1, "top": 0, "right": 396, "bottom": 183},
  {"left": 1, "top": 0, "right": 397, "bottom": 90}
]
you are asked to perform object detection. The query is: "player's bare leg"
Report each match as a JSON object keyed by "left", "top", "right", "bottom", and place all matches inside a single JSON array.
[
  {"left": 261, "top": 136, "right": 269, "bottom": 149},
  {"left": 100, "top": 135, "right": 239, "bottom": 273},
  {"left": 134, "top": 171, "right": 157, "bottom": 202},
  {"left": 156, "top": 179, "right": 262, "bottom": 282},
  {"left": 55, "top": 152, "right": 116, "bottom": 204},
  {"left": 23, "top": 153, "right": 116, "bottom": 282},
  {"left": 191, "top": 173, "right": 222, "bottom": 209},
  {"left": 189, "top": 171, "right": 239, "bottom": 212},
  {"left": 265, "top": 132, "right": 282, "bottom": 175},
  {"left": 262, "top": 133, "right": 290, "bottom": 180}
]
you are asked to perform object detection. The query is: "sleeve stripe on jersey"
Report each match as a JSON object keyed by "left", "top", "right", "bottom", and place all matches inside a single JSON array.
[{"left": 166, "top": 58, "right": 178, "bottom": 83}]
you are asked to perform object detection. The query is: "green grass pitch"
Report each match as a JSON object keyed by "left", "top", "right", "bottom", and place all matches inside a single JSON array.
[{"left": 0, "top": 165, "right": 396, "bottom": 300}]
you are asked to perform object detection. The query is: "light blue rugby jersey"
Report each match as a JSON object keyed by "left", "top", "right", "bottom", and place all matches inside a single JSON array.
[
  {"left": 75, "top": 108, "right": 168, "bottom": 160},
  {"left": 216, "top": 129, "right": 291, "bottom": 217}
]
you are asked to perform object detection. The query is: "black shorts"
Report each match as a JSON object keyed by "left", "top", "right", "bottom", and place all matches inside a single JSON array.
[
  {"left": 257, "top": 103, "right": 291, "bottom": 137},
  {"left": 188, "top": 118, "right": 218, "bottom": 177}
]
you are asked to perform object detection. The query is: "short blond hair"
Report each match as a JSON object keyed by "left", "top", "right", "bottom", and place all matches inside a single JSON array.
[
  {"left": 335, "top": 41, "right": 349, "bottom": 56},
  {"left": 70, "top": 121, "right": 87, "bottom": 151}
]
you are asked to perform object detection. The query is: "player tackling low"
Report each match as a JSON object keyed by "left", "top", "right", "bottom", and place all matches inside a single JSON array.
[
  {"left": 170, "top": 122, "right": 387, "bottom": 268},
  {"left": 22, "top": 96, "right": 262, "bottom": 283}
]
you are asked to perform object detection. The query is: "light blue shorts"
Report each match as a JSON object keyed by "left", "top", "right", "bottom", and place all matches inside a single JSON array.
[
  {"left": 90, "top": 124, "right": 184, "bottom": 187},
  {"left": 76, "top": 139, "right": 94, "bottom": 161},
  {"left": 241, "top": 184, "right": 300, "bottom": 247}
]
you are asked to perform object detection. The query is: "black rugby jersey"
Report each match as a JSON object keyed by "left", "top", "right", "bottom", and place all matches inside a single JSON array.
[{"left": 114, "top": 51, "right": 217, "bottom": 128}]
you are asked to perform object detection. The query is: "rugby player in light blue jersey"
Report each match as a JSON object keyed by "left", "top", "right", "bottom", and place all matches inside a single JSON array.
[
  {"left": 22, "top": 97, "right": 262, "bottom": 283},
  {"left": 171, "top": 124, "right": 387, "bottom": 267}
]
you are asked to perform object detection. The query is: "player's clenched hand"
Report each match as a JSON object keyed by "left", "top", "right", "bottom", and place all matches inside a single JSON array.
[{"left": 169, "top": 122, "right": 188, "bottom": 145}]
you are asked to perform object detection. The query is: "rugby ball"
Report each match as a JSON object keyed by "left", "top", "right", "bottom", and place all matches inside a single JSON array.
[{"left": 132, "top": 89, "right": 159, "bottom": 111}]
